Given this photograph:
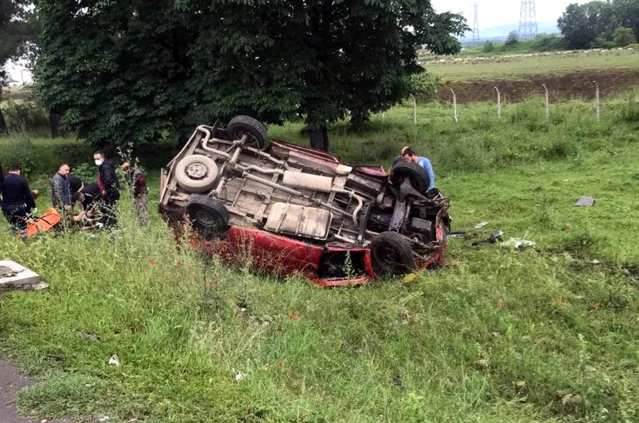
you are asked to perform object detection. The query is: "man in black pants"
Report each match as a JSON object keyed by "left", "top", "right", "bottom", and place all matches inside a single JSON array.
[
  {"left": 94, "top": 151, "right": 120, "bottom": 228},
  {"left": 0, "top": 163, "right": 37, "bottom": 238}
]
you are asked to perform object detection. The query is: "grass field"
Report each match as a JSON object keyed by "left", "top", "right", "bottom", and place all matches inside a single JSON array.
[
  {"left": 1, "top": 94, "right": 639, "bottom": 422},
  {"left": 425, "top": 49, "right": 639, "bottom": 81}
]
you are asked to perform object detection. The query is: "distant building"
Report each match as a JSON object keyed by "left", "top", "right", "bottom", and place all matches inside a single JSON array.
[
  {"left": 1, "top": 60, "right": 33, "bottom": 87},
  {"left": 416, "top": 48, "right": 431, "bottom": 56}
]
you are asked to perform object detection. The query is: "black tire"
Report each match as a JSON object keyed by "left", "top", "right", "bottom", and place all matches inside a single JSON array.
[
  {"left": 390, "top": 162, "right": 430, "bottom": 193},
  {"left": 227, "top": 115, "right": 269, "bottom": 150},
  {"left": 370, "top": 231, "right": 414, "bottom": 277},
  {"left": 186, "top": 195, "right": 230, "bottom": 240}
]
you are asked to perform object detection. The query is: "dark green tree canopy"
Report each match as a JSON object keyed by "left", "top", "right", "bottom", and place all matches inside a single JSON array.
[
  {"left": 558, "top": 0, "right": 639, "bottom": 49},
  {"left": 35, "top": 0, "right": 466, "bottom": 150}
]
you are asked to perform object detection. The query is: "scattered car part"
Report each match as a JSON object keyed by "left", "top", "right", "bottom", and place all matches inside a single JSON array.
[{"left": 575, "top": 196, "right": 595, "bottom": 207}]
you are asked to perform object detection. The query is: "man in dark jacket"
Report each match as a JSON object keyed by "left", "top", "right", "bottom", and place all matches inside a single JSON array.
[
  {"left": 122, "top": 161, "right": 149, "bottom": 226},
  {"left": 51, "top": 164, "right": 73, "bottom": 211},
  {"left": 94, "top": 151, "right": 120, "bottom": 227},
  {"left": 0, "top": 163, "right": 37, "bottom": 236}
]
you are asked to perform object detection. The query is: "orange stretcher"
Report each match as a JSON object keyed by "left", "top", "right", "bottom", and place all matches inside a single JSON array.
[{"left": 25, "top": 208, "right": 62, "bottom": 239}]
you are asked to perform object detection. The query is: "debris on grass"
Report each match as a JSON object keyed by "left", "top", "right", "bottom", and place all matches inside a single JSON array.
[
  {"left": 472, "top": 231, "right": 504, "bottom": 246},
  {"left": 475, "top": 221, "right": 490, "bottom": 228},
  {"left": 232, "top": 368, "right": 245, "bottom": 382},
  {"left": 76, "top": 330, "right": 101, "bottom": 343},
  {"left": 561, "top": 393, "right": 583, "bottom": 406},
  {"left": 108, "top": 355, "right": 120, "bottom": 366},
  {"left": 575, "top": 196, "right": 596, "bottom": 207},
  {"left": 501, "top": 238, "right": 536, "bottom": 250},
  {"left": 515, "top": 380, "right": 527, "bottom": 391}
]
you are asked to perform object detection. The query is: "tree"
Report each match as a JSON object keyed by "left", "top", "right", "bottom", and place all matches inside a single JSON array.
[
  {"left": 0, "top": 0, "right": 36, "bottom": 135},
  {"left": 612, "top": 0, "right": 639, "bottom": 41},
  {"left": 505, "top": 31, "right": 519, "bottom": 46},
  {"left": 482, "top": 41, "right": 495, "bottom": 53},
  {"left": 614, "top": 25, "right": 637, "bottom": 46},
  {"left": 558, "top": 1, "right": 619, "bottom": 49},
  {"left": 34, "top": 1, "right": 466, "bottom": 151}
]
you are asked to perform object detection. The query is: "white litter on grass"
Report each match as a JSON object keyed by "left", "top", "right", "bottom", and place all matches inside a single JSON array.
[
  {"left": 475, "top": 221, "right": 489, "bottom": 228},
  {"left": 501, "top": 238, "right": 536, "bottom": 249},
  {"left": 98, "top": 417, "right": 110, "bottom": 422},
  {"left": 232, "top": 368, "right": 245, "bottom": 381},
  {"left": 108, "top": 355, "right": 121, "bottom": 366}
]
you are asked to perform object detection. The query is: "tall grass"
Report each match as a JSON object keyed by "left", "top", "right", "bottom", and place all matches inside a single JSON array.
[{"left": 1, "top": 94, "right": 639, "bottom": 422}]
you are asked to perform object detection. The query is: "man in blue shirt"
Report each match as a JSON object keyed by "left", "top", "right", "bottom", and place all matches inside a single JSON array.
[{"left": 401, "top": 148, "right": 435, "bottom": 191}]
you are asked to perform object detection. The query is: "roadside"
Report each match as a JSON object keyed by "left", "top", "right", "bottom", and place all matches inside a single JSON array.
[{"left": 0, "top": 358, "right": 71, "bottom": 423}]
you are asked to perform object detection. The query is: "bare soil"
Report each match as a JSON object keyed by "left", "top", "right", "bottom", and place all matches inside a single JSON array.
[{"left": 437, "top": 69, "right": 639, "bottom": 103}]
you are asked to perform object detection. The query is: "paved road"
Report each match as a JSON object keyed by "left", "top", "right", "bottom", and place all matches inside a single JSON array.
[{"left": 0, "top": 358, "right": 71, "bottom": 423}]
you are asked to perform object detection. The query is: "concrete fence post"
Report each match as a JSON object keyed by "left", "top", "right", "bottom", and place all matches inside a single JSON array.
[
  {"left": 409, "top": 94, "right": 417, "bottom": 125},
  {"left": 593, "top": 80, "right": 600, "bottom": 122},
  {"left": 494, "top": 86, "right": 501, "bottom": 119},
  {"left": 542, "top": 84, "right": 549, "bottom": 118},
  {"left": 449, "top": 88, "right": 458, "bottom": 123}
]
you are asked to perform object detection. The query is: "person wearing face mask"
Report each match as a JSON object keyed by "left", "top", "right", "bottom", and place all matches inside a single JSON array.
[{"left": 94, "top": 151, "right": 120, "bottom": 228}]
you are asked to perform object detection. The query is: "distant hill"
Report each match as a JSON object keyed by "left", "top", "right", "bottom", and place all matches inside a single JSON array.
[{"left": 462, "top": 21, "right": 560, "bottom": 43}]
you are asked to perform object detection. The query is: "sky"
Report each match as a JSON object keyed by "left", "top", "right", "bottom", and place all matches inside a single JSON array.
[{"left": 431, "top": 0, "right": 590, "bottom": 30}]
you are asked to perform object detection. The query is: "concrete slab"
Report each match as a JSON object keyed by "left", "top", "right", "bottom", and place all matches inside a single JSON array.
[{"left": 0, "top": 260, "right": 44, "bottom": 291}]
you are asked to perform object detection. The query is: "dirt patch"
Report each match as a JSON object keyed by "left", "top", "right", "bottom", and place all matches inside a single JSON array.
[{"left": 437, "top": 69, "right": 639, "bottom": 104}]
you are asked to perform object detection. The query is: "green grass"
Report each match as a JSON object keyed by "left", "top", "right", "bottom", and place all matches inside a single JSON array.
[
  {"left": 424, "top": 49, "right": 639, "bottom": 81},
  {"left": 1, "top": 95, "right": 639, "bottom": 422}
]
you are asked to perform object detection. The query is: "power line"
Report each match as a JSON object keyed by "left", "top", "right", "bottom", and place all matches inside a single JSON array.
[
  {"left": 472, "top": 3, "right": 480, "bottom": 42},
  {"left": 519, "top": 0, "right": 538, "bottom": 40}
]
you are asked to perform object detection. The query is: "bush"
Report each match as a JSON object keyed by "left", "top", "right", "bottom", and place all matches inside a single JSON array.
[
  {"left": 482, "top": 41, "right": 495, "bottom": 53},
  {"left": 504, "top": 31, "right": 519, "bottom": 47},
  {"left": 531, "top": 34, "right": 566, "bottom": 52},
  {"left": 613, "top": 27, "right": 636, "bottom": 47},
  {"left": 406, "top": 71, "right": 440, "bottom": 103},
  {"left": 1, "top": 101, "right": 50, "bottom": 135},
  {"left": 0, "top": 135, "right": 37, "bottom": 176}
]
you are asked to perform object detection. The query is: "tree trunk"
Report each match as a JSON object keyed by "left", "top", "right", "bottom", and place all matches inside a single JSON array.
[
  {"left": 308, "top": 123, "right": 329, "bottom": 151},
  {"left": 49, "top": 111, "right": 61, "bottom": 138},
  {"left": 0, "top": 108, "right": 7, "bottom": 136}
]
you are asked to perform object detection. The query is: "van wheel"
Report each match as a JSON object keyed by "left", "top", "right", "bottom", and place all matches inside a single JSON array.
[
  {"left": 175, "top": 155, "right": 219, "bottom": 193},
  {"left": 227, "top": 115, "right": 269, "bottom": 150},
  {"left": 370, "top": 231, "right": 414, "bottom": 277},
  {"left": 391, "top": 162, "right": 430, "bottom": 193},
  {"left": 186, "top": 195, "right": 230, "bottom": 240}
]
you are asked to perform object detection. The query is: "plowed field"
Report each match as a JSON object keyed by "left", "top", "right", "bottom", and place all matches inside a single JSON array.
[{"left": 437, "top": 69, "right": 639, "bottom": 103}]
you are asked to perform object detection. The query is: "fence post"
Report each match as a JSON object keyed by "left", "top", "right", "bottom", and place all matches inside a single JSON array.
[
  {"left": 593, "top": 80, "right": 600, "bottom": 122},
  {"left": 542, "top": 84, "right": 549, "bottom": 118},
  {"left": 494, "top": 86, "right": 501, "bottom": 119},
  {"left": 409, "top": 94, "right": 417, "bottom": 125},
  {"left": 449, "top": 88, "right": 458, "bottom": 123}
]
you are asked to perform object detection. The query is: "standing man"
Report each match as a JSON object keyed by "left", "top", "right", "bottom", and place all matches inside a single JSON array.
[
  {"left": 51, "top": 164, "right": 73, "bottom": 211},
  {"left": 94, "top": 151, "right": 120, "bottom": 228},
  {"left": 122, "top": 161, "right": 149, "bottom": 227},
  {"left": 0, "top": 163, "right": 37, "bottom": 237},
  {"left": 401, "top": 147, "right": 436, "bottom": 191}
]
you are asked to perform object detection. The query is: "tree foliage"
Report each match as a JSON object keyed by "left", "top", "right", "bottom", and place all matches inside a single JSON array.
[
  {"left": 34, "top": 0, "right": 467, "bottom": 150},
  {"left": 558, "top": 0, "right": 639, "bottom": 49},
  {"left": 613, "top": 26, "right": 637, "bottom": 46},
  {"left": 505, "top": 31, "right": 519, "bottom": 46},
  {"left": 1, "top": 0, "right": 35, "bottom": 135}
]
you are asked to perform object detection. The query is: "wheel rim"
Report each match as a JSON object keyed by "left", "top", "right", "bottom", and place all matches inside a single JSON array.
[
  {"left": 186, "top": 163, "right": 208, "bottom": 180},
  {"left": 378, "top": 246, "right": 401, "bottom": 268},
  {"left": 195, "top": 209, "right": 217, "bottom": 227}
]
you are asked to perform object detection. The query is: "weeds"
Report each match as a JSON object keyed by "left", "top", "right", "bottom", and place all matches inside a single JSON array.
[{"left": 0, "top": 96, "right": 638, "bottom": 422}]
